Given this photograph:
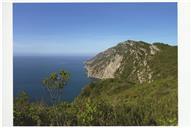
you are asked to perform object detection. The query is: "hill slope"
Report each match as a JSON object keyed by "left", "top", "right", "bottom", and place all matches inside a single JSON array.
[{"left": 78, "top": 40, "right": 178, "bottom": 125}]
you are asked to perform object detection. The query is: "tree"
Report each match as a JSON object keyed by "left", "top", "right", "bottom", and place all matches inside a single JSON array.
[{"left": 42, "top": 70, "right": 70, "bottom": 104}]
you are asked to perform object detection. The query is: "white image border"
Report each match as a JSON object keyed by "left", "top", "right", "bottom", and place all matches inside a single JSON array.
[{"left": 1, "top": 0, "right": 191, "bottom": 127}]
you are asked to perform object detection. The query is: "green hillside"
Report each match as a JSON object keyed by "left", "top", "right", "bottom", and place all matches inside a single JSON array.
[{"left": 78, "top": 40, "right": 178, "bottom": 125}]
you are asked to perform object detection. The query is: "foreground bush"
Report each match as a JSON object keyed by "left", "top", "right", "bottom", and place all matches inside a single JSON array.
[{"left": 14, "top": 89, "right": 177, "bottom": 126}]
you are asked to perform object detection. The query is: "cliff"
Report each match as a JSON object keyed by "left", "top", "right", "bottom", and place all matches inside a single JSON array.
[{"left": 85, "top": 40, "right": 177, "bottom": 84}]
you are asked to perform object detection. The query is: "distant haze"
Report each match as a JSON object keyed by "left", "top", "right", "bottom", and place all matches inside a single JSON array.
[{"left": 13, "top": 3, "right": 177, "bottom": 56}]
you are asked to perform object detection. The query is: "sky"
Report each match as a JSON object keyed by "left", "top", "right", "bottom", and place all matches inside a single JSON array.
[{"left": 13, "top": 3, "right": 177, "bottom": 56}]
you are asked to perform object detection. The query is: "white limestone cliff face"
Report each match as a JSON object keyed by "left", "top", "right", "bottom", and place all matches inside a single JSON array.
[{"left": 85, "top": 54, "right": 123, "bottom": 79}]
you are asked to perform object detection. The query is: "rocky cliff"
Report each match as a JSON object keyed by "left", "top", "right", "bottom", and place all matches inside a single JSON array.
[{"left": 85, "top": 40, "right": 176, "bottom": 84}]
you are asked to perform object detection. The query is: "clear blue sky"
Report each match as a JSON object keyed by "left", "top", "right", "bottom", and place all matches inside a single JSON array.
[{"left": 13, "top": 3, "right": 177, "bottom": 56}]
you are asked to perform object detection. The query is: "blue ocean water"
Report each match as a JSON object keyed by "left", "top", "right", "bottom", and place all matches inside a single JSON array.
[{"left": 13, "top": 56, "right": 92, "bottom": 104}]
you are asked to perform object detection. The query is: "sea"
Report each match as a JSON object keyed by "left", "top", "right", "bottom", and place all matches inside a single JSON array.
[{"left": 13, "top": 55, "right": 93, "bottom": 104}]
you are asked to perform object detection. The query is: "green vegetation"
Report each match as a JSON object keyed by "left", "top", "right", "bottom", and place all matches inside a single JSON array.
[
  {"left": 42, "top": 70, "right": 70, "bottom": 104},
  {"left": 14, "top": 41, "right": 177, "bottom": 126},
  {"left": 14, "top": 77, "right": 177, "bottom": 126},
  {"left": 79, "top": 77, "right": 177, "bottom": 126},
  {"left": 43, "top": 70, "right": 70, "bottom": 89}
]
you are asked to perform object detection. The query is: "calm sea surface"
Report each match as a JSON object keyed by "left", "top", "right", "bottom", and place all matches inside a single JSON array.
[{"left": 13, "top": 56, "right": 92, "bottom": 104}]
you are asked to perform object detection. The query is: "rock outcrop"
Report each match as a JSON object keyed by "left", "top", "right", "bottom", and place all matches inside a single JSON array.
[{"left": 85, "top": 54, "right": 123, "bottom": 79}]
